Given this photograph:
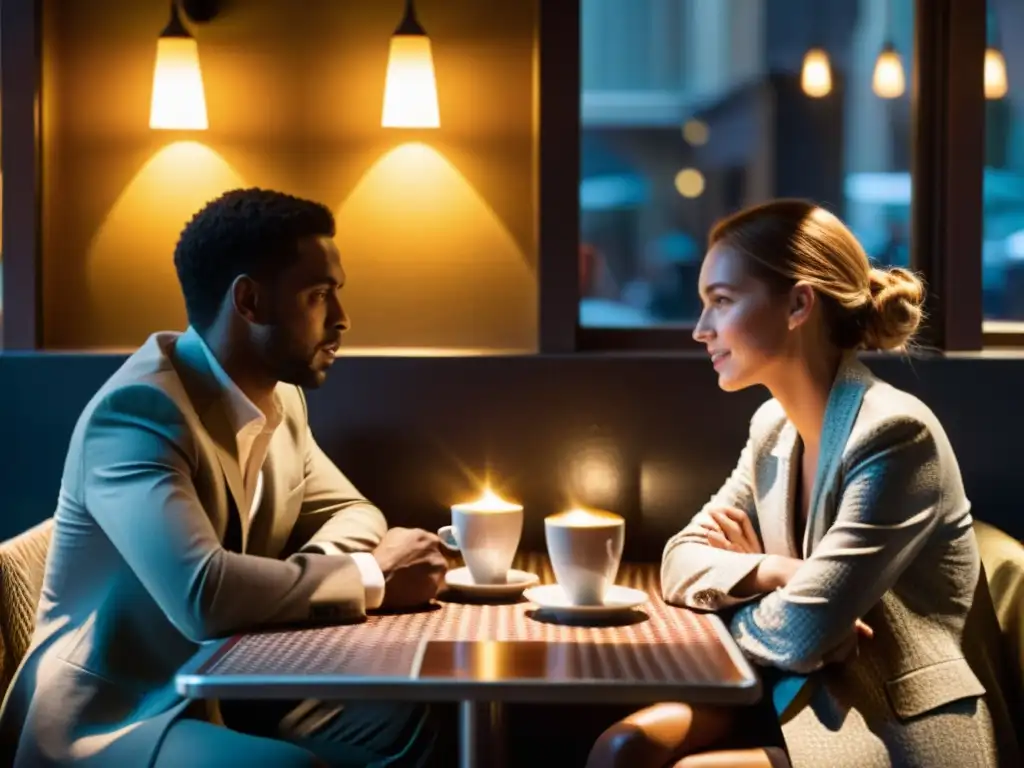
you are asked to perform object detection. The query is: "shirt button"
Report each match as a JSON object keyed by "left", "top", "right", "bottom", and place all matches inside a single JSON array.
[{"left": 693, "top": 589, "right": 715, "bottom": 606}]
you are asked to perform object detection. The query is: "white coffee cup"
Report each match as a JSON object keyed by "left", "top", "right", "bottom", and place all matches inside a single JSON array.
[
  {"left": 544, "top": 508, "right": 625, "bottom": 605},
  {"left": 438, "top": 491, "right": 523, "bottom": 585}
]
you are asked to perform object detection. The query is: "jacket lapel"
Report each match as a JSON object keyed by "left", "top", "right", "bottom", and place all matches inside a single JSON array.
[
  {"left": 803, "top": 353, "right": 873, "bottom": 555},
  {"left": 171, "top": 328, "right": 250, "bottom": 552},
  {"left": 759, "top": 421, "right": 802, "bottom": 558}
]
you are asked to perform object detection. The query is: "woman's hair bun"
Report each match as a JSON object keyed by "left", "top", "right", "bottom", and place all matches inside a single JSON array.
[{"left": 862, "top": 267, "right": 925, "bottom": 350}]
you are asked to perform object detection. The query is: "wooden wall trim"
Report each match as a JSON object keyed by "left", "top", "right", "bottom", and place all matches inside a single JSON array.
[
  {"left": 910, "top": 0, "right": 985, "bottom": 351},
  {"left": 537, "top": 0, "right": 580, "bottom": 353},
  {"left": 0, "top": 0, "right": 44, "bottom": 350}
]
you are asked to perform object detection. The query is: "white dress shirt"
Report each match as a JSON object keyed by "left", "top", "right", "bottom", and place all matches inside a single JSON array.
[{"left": 197, "top": 337, "right": 384, "bottom": 608}]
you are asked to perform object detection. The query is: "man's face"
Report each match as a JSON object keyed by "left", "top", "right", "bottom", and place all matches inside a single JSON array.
[{"left": 256, "top": 236, "right": 349, "bottom": 388}]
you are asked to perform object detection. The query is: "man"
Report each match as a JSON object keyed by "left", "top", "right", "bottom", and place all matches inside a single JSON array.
[{"left": 0, "top": 188, "right": 448, "bottom": 766}]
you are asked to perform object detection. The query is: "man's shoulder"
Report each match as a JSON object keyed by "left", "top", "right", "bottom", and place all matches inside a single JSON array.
[{"left": 75, "top": 332, "right": 193, "bottom": 431}]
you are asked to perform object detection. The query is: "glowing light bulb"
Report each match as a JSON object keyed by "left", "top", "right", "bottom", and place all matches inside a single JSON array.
[
  {"left": 873, "top": 43, "right": 905, "bottom": 99},
  {"left": 985, "top": 47, "right": 1008, "bottom": 100},
  {"left": 801, "top": 48, "right": 832, "bottom": 98},
  {"left": 381, "top": 1, "right": 440, "bottom": 128},
  {"left": 149, "top": 3, "right": 208, "bottom": 130}
]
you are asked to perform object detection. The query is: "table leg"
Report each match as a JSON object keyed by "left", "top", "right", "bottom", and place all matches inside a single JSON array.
[{"left": 458, "top": 700, "right": 505, "bottom": 768}]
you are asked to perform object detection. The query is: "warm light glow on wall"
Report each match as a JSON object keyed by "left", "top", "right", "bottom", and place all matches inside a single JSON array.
[
  {"left": 149, "top": 2, "right": 212, "bottom": 130},
  {"left": 801, "top": 48, "right": 832, "bottom": 98},
  {"left": 985, "top": 47, "right": 1009, "bottom": 100},
  {"left": 150, "top": 37, "right": 208, "bottom": 130},
  {"left": 381, "top": 1, "right": 440, "bottom": 128},
  {"left": 872, "top": 43, "right": 905, "bottom": 99},
  {"left": 87, "top": 141, "right": 246, "bottom": 344},
  {"left": 333, "top": 142, "right": 536, "bottom": 349}
]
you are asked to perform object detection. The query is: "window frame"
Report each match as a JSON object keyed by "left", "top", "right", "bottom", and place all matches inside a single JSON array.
[
  {"left": 910, "top": 0, "right": 985, "bottom": 351},
  {"left": 1, "top": 0, "right": 44, "bottom": 351},
  {"left": 537, "top": 0, "right": 582, "bottom": 354}
]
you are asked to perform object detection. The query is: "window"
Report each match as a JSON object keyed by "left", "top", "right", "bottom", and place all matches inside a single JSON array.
[
  {"left": 578, "top": 0, "right": 915, "bottom": 330},
  {"left": 982, "top": 0, "right": 1024, "bottom": 327}
]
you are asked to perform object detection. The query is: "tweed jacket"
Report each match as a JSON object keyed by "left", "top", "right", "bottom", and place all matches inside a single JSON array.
[{"left": 662, "top": 356, "right": 1020, "bottom": 767}]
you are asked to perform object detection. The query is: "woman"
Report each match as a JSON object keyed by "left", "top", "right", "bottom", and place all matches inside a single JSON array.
[{"left": 586, "top": 200, "right": 1019, "bottom": 768}]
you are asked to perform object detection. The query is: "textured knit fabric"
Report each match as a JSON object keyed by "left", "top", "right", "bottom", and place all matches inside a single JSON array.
[{"left": 661, "top": 355, "right": 1020, "bottom": 767}]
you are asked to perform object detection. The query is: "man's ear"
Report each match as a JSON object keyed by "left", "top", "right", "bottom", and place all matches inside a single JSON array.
[
  {"left": 230, "top": 275, "right": 261, "bottom": 323},
  {"left": 788, "top": 281, "right": 816, "bottom": 330}
]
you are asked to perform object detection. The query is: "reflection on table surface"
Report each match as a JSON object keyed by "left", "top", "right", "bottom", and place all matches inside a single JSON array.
[{"left": 416, "top": 638, "right": 747, "bottom": 686}]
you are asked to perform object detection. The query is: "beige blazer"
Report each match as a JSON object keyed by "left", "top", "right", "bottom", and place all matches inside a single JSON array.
[
  {"left": 662, "top": 356, "right": 1020, "bottom": 767},
  {"left": 0, "top": 328, "right": 388, "bottom": 767}
]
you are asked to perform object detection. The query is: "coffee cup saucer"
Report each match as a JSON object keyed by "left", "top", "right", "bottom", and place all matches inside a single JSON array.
[
  {"left": 523, "top": 583, "right": 648, "bottom": 619},
  {"left": 443, "top": 567, "right": 540, "bottom": 598}
]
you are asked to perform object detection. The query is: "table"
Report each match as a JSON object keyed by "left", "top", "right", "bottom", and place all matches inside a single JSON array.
[{"left": 177, "top": 555, "right": 760, "bottom": 767}]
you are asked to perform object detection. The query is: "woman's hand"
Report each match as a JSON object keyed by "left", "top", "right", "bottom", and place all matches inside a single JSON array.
[
  {"left": 822, "top": 619, "right": 875, "bottom": 665},
  {"left": 701, "top": 508, "right": 805, "bottom": 596},
  {"left": 702, "top": 507, "right": 763, "bottom": 554},
  {"left": 732, "top": 554, "right": 803, "bottom": 597}
]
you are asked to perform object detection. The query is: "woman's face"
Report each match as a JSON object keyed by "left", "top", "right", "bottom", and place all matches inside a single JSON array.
[{"left": 692, "top": 243, "right": 798, "bottom": 392}]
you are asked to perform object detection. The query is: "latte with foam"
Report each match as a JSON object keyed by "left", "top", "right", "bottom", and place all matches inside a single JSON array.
[
  {"left": 452, "top": 489, "right": 523, "bottom": 515},
  {"left": 439, "top": 490, "right": 523, "bottom": 584},
  {"left": 545, "top": 508, "right": 622, "bottom": 527},
  {"left": 544, "top": 509, "right": 624, "bottom": 605}
]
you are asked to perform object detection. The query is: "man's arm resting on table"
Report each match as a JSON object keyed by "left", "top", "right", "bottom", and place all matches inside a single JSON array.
[
  {"left": 302, "top": 543, "right": 385, "bottom": 610},
  {"left": 289, "top": 388, "right": 388, "bottom": 556},
  {"left": 83, "top": 385, "right": 370, "bottom": 643}
]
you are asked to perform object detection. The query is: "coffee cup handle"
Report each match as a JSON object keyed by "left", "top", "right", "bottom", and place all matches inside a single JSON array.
[{"left": 437, "top": 526, "right": 460, "bottom": 552}]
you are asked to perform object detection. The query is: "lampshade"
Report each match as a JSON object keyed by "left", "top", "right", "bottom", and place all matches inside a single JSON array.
[
  {"left": 381, "top": 1, "right": 440, "bottom": 129},
  {"left": 872, "top": 43, "right": 905, "bottom": 99},
  {"left": 985, "top": 47, "right": 1009, "bottom": 100},
  {"left": 801, "top": 48, "right": 832, "bottom": 98},
  {"left": 149, "top": 2, "right": 208, "bottom": 130}
]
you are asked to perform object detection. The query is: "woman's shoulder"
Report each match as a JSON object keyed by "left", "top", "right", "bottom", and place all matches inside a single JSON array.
[
  {"left": 749, "top": 397, "right": 788, "bottom": 440},
  {"left": 857, "top": 377, "right": 942, "bottom": 434},
  {"left": 849, "top": 376, "right": 956, "bottom": 464},
  {"left": 746, "top": 373, "right": 956, "bottom": 464}
]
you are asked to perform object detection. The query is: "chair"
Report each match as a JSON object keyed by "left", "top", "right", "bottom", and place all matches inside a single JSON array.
[
  {"left": 0, "top": 519, "right": 54, "bottom": 695},
  {"left": 973, "top": 520, "right": 1024, "bottom": 726}
]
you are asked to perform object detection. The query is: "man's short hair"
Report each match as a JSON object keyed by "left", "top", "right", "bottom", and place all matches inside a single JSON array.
[{"left": 173, "top": 187, "right": 335, "bottom": 330}]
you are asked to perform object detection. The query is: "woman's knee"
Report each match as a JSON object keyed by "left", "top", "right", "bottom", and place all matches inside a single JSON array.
[
  {"left": 673, "top": 746, "right": 791, "bottom": 768},
  {"left": 587, "top": 720, "right": 653, "bottom": 768},
  {"left": 586, "top": 704, "right": 701, "bottom": 768}
]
